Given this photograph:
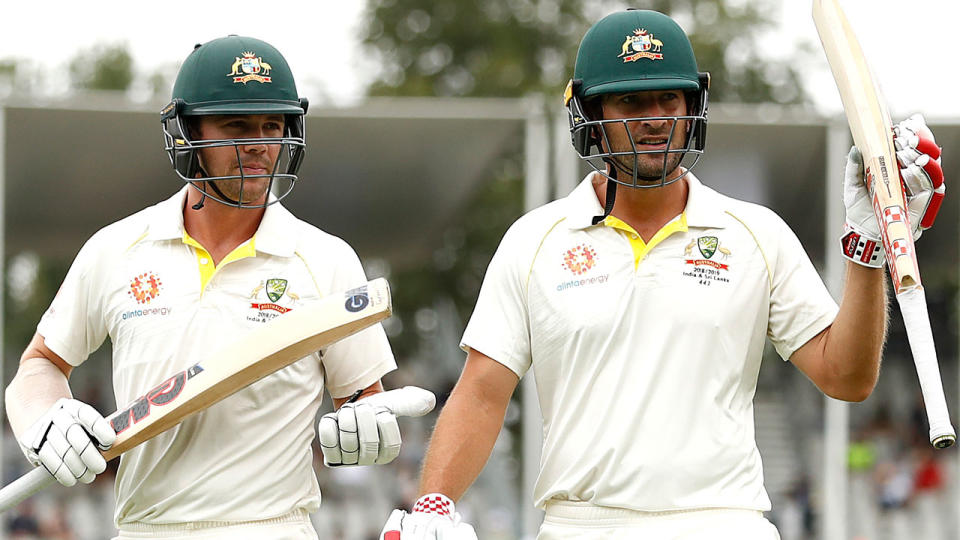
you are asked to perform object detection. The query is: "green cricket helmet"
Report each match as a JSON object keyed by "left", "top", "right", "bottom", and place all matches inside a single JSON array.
[
  {"left": 161, "top": 35, "right": 308, "bottom": 209},
  {"left": 565, "top": 9, "right": 709, "bottom": 195}
]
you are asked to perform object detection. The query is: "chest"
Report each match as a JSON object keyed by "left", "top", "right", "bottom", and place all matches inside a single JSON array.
[
  {"left": 101, "top": 245, "right": 323, "bottom": 398},
  {"left": 527, "top": 228, "right": 771, "bottom": 342}
]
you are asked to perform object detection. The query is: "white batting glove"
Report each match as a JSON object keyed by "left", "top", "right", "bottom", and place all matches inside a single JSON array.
[
  {"left": 379, "top": 494, "right": 478, "bottom": 540},
  {"left": 840, "top": 114, "right": 945, "bottom": 267},
  {"left": 18, "top": 398, "right": 116, "bottom": 487},
  {"left": 318, "top": 386, "right": 436, "bottom": 466}
]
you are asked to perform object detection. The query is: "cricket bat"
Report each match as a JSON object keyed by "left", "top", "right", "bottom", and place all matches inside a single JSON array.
[
  {"left": 813, "top": 0, "right": 956, "bottom": 448},
  {"left": 0, "top": 277, "right": 409, "bottom": 511}
]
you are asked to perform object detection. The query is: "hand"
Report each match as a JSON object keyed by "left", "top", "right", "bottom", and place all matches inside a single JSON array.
[
  {"left": 318, "top": 386, "right": 435, "bottom": 466},
  {"left": 841, "top": 113, "right": 945, "bottom": 267},
  {"left": 18, "top": 398, "right": 116, "bottom": 487},
  {"left": 380, "top": 494, "right": 478, "bottom": 540}
]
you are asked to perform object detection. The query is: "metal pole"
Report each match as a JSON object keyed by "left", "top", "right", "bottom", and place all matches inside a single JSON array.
[
  {"left": 0, "top": 105, "right": 7, "bottom": 540},
  {"left": 821, "top": 120, "right": 851, "bottom": 540},
  {"left": 521, "top": 95, "right": 549, "bottom": 540},
  {"left": 552, "top": 111, "right": 580, "bottom": 198}
]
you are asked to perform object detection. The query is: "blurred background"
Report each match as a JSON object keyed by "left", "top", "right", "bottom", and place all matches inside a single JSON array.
[{"left": 1, "top": 0, "right": 958, "bottom": 539}]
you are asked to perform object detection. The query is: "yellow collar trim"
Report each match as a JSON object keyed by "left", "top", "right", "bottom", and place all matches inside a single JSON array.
[
  {"left": 182, "top": 231, "right": 257, "bottom": 292},
  {"left": 603, "top": 213, "right": 688, "bottom": 270}
]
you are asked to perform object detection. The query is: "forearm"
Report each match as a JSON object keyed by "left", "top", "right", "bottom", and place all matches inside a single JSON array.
[
  {"left": 5, "top": 357, "right": 72, "bottom": 436},
  {"left": 419, "top": 367, "right": 513, "bottom": 500},
  {"left": 821, "top": 262, "right": 888, "bottom": 399}
]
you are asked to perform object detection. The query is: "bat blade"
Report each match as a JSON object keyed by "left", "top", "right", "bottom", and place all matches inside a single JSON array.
[
  {"left": 813, "top": 0, "right": 955, "bottom": 448},
  {"left": 0, "top": 278, "right": 393, "bottom": 511}
]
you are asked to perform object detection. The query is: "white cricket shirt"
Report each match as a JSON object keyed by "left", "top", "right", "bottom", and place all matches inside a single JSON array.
[
  {"left": 38, "top": 187, "right": 396, "bottom": 525},
  {"left": 461, "top": 172, "right": 838, "bottom": 512}
]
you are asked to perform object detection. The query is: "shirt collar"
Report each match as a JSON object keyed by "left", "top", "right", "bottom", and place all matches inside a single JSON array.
[
  {"left": 146, "top": 185, "right": 298, "bottom": 256},
  {"left": 564, "top": 171, "right": 727, "bottom": 230}
]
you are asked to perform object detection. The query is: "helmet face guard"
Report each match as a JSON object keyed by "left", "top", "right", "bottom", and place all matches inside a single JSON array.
[
  {"left": 161, "top": 35, "right": 308, "bottom": 209},
  {"left": 566, "top": 74, "right": 709, "bottom": 189},
  {"left": 566, "top": 9, "right": 710, "bottom": 189},
  {"left": 161, "top": 98, "right": 307, "bottom": 208}
]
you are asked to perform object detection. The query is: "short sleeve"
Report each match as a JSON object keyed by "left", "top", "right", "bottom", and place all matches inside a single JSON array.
[
  {"left": 766, "top": 216, "right": 839, "bottom": 360},
  {"left": 460, "top": 223, "right": 532, "bottom": 378},
  {"left": 36, "top": 235, "right": 110, "bottom": 366},
  {"left": 318, "top": 242, "right": 397, "bottom": 399}
]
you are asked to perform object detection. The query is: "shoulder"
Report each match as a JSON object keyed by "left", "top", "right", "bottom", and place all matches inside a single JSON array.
[
  {"left": 705, "top": 189, "right": 804, "bottom": 274},
  {"left": 77, "top": 203, "right": 161, "bottom": 261},
  {"left": 499, "top": 198, "right": 571, "bottom": 252},
  {"left": 724, "top": 197, "right": 789, "bottom": 232},
  {"left": 287, "top": 216, "right": 360, "bottom": 261}
]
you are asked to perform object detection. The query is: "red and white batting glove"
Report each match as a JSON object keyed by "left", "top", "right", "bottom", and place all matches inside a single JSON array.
[
  {"left": 379, "top": 493, "right": 478, "bottom": 540},
  {"left": 840, "top": 113, "right": 945, "bottom": 268}
]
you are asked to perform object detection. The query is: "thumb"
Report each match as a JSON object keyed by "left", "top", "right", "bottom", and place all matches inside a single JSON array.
[
  {"left": 361, "top": 386, "right": 436, "bottom": 417},
  {"left": 380, "top": 509, "right": 405, "bottom": 540}
]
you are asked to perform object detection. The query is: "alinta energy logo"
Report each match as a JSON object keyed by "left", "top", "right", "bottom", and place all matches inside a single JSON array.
[
  {"left": 123, "top": 271, "right": 172, "bottom": 320},
  {"left": 128, "top": 272, "right": 162, "bottom": 304},
  {"left": 557, "top": 243, "right": 608, "bottom": 292}
]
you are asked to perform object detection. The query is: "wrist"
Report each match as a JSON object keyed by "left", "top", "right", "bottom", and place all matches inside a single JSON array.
[
  {"left": 840, "top": 223, "right": 884, "bottom": 268},
  {"left": 412, "top": 493, "right": 456, "bottom": 517}
]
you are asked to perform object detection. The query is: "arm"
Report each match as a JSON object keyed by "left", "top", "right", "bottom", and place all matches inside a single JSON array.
[
  {"left": 332, "top": 380, "right": 384, "bottom": 410},
  {"left": 319, "top": 380, "right": 435, "bottom": 467},
  {"left": 419, "top": 348, "right": 520, "bottom": 500},
  {"left": 794, "top": 116, "right": 944, "bottom": 403},
  {"left": 5, "top": 333, "right": 74, "bottom": 435},
  {"left": 791, "top": 262, "right": 887, "bottom": 402},
  {"left": 5, "top": 333, "right": 115, "bottom": 487}
]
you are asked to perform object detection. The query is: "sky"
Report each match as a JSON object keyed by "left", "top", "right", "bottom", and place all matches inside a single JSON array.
[{"left": 2, "top": 0, "right": 958, "bottom": 120}]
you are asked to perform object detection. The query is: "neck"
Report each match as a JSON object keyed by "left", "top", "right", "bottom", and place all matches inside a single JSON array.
[
  {"left": 183, "top": 185, "right": 266, "bottom": 264},
  {"left": 594, "top": 169, "right": 689, "bottom": 241}
]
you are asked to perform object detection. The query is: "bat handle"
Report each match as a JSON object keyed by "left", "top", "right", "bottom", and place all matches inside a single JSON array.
[
  {"left": 896, "top": 286, "right": 957, "bottom": 449},
  {"left": 0, "top": 467, "right": 56, "bottom": 513}
]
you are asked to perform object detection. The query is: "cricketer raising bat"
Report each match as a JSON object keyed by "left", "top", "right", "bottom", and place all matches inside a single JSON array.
[
  {"left": 813, "top": 0, "right": 956, "bottom": 448},
  {"left": 0, "top": 277, "right": 430, "bottom": 511}
]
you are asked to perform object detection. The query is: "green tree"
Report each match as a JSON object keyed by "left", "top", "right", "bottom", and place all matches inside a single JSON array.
[
  {"left": 69, "top": 43, "right": 134, "bottom": 91},
  {"left": 361, "top": 0, "right": 808, "bottom": 104}
]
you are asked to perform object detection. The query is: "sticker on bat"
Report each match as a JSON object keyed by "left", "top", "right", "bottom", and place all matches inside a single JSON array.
[
  {"left": 110, "top": 363, "right": 205, "bottom": 434},
  {"left": 344, "top": 285, "right": 370, "bottom": 313}
]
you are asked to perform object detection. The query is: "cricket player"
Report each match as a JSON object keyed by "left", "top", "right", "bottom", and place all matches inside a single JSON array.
[
  {"left": 5, "top": 36, "right": 418, "bottom": 540},
  {"left": 380, "top": 9, "right": 946, "bottom": 539}
]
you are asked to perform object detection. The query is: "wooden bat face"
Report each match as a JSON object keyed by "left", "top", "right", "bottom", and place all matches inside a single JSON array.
[{"left": 102, "top": 278, "right": 392, "bottom": 460}]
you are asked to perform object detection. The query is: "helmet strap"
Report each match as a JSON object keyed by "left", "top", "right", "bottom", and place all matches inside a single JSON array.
[
  {"left": 191, "top": 192, "right": 206, "bottom": 211},
  {"left": 207, "top": 180, "right": 241, "bottom": 206},
  {"left": 592, "top": 163, "right": 619, "bottom": 225}
]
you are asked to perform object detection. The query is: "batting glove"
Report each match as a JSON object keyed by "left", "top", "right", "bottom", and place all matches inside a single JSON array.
[
  {"left": 18, "top": 398, "right": 116, "bottom": 487},
  {"left": 318, "top": 386, "right": 436, "bottom": 466},
  {"left": 841, "top": 114, "right": 944, "bottom": 268},
  {"left": 379, "top": 494, "right": 478, "bottom": 540}
]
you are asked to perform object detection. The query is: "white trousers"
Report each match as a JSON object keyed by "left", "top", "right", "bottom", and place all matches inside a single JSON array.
[
  {"left": 539, "top": 502, "right": 781, "bottom": 540},
  {"left": 114, "top": 509, "right": 319, "bottom": 540}
]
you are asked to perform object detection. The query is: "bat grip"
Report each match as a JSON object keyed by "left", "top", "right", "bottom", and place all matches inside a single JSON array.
[
  {"left": 0, "top": 467, "right": 56, "bottom": 513},
  {"left": 896, "top": 287, "right": 957, "bottom": 448}
]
